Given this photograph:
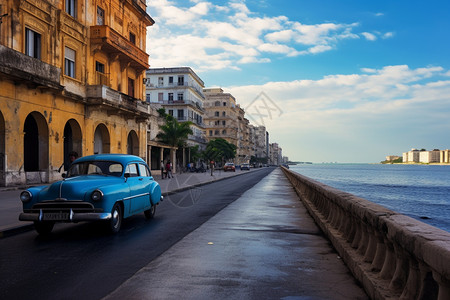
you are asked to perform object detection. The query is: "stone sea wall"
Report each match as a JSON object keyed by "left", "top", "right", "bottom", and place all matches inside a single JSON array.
[{"left": 281, "top": 167, "right": 450, "bottom": 300}]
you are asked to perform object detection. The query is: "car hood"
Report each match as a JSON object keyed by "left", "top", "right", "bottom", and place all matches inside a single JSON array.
[{"left": 38, "top": 175, "right": 124, "bottom": 201}]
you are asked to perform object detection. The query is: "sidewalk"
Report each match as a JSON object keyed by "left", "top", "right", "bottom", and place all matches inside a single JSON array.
[
  {"left": 0, "top": 168, "right": 261, "bottom": 238},
  {"left": 104, "top": 168, "right": 368, "bottom": 299}
]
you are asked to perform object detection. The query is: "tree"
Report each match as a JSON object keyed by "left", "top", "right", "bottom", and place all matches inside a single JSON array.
[
  {"left": 189, "top": 145, "right": 202, "bottom": 162},
  {"left": 203, "top": 138, "right": 236, "bottom": 164},
  {"left": 156, "top": 108, "right": 193, "bottom": 148}
]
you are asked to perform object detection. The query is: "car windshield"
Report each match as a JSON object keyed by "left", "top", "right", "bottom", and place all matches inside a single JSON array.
[
  {"left": 67, "top": 161, "right": 123, "bottom": 177},
  {"left": 226, "top": 163, "right": 234, "bottom": 166}
]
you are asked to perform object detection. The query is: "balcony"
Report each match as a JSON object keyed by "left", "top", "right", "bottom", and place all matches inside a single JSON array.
[
  {"left": 90, "top": 25, "right": 149, "bottom": 71},
  {"left": 0, "top": 45, "right": 63, "bottom": 91},
  {"left": 146, "top": 81, "right": 205, "bottom": 99},
  {"left": 158, "top": 99, "right": 204, "bottom": 111},
  {"left": 172, "top": 116, "right": 205, "bottom": 127},
  {"left": 188, "top": 134, "right": 207, "bottom": 144},
  {"left": 86, "top": 85, "right": 150, "bottom": 122}
]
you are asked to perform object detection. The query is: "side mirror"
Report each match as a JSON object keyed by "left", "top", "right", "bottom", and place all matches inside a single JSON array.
[{"left": 124, "top": 173, "right": 130, "bottom": 182}]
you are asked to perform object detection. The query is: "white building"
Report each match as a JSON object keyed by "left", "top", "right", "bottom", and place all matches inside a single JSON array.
[
  {"left": 419, "top": 150, "right": 440, "bottom": 163},
  {"left": 403, "top": 149, "right": 420, "bottom": 163},
  {"left": 145, "top": 67, "right": 207, "bottom": 151},
  {"left": 440, "top": 150, "right": 450, "bottom": 163}
]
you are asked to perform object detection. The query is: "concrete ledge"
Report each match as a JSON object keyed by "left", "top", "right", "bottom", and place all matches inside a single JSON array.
[{"left": 281, "top": 167, "right": 450, "bottom": 300}]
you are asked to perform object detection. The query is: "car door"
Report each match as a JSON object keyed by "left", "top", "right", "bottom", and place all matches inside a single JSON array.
[
  {"left": 137, "top": 163, "right": 153, "bottom": 209},
  {"left": 125, "top": 163, "right": 149, "bottom": 214}
]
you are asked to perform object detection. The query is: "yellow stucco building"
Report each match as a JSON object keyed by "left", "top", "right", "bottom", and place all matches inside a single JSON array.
[
  {"left": 203, "top": 88, "right": 256, "bottom": 165},
  {"left": 0, "top": 0, "right": 158, "bottom": 186}
]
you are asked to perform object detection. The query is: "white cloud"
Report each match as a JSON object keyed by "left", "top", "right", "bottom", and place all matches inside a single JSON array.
[
  {"left": 225, "top": 65, "right": 450, "bottom": 162},
  {"left": 146, "top": 1, "right": 376, "bottom": 71},
  {"left": 362, "top": 32, "right": 377, "bottom": 41},
  {"left": 383, "top": 32, "right": 394, "bottom": 39}
]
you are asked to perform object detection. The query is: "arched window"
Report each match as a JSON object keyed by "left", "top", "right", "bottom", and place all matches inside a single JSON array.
[{"left": 94, "top": 124, "right": 110, "bottom": 154}]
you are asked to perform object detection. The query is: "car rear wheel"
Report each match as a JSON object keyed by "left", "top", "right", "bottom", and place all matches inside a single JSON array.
[
  {"left": 144, "top": 205, "right": 156, "bottom": 219},
  {"left": 108, "top": 203, "right": 123, "bottom": 234},
  {"left": 34, "top": 221, "right": 55, "bottom": 235}
]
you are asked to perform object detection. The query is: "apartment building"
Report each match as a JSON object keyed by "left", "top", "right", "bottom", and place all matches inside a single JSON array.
[
  {"left": 203, "top": 88, "right": 239, "bottom": 159},
  {"left": 419, "top": 150, "right": 440, "bottom": 163},
  {"left": 248, "top": 125, "right": 257, "bottom": 161},
  {"left": 236, "top": 107, "right": 251, "bottom": 165},
  {"left": 403, "top": 149, "right": 420, "bottom": 163},
  {"left": 254, "top": 126, "right": 268, "bottom": 162},
  {"left": 440, "top": 150, "right": 450, "bottom": 163},
  {"left": 0, "top": 0, "right": 158, "bottom": 186},
  {"left": 269, "top": 143, "right": 280, "bottom": 165},
  {"left": 145, "top": 67, "right": 207, "bottom": 154}
]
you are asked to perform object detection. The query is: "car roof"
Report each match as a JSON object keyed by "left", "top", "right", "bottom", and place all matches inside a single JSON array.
[{"left": 75, "top": 154, "right": 145, "bottom": 165}]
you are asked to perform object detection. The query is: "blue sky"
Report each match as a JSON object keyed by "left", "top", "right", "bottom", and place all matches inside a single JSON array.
[{"left": 146, "top": 0, "right": 450, "bottom": 163}]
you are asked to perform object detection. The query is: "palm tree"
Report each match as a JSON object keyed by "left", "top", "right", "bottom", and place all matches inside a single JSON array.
[{"left": 156, "top": 108, "right": 193, "bottom": 147}]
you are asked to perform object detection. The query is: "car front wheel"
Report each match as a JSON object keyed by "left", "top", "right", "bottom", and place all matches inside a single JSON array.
[
  {"left": 144, "top": 205, "right": 156, "bottom": 220},
  {"left": 108, "top": 203, "right": 123, "bottom": 234},
  {"left": 34, "top": 221, "right": 54, "bottom": 235}
]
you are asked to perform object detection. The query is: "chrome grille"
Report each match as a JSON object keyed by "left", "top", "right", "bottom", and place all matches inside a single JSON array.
[{"left": 30, "top": 202, "right": 97, "bottom": 213}]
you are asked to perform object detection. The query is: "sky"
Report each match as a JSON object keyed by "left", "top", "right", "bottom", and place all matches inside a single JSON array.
[{"left": 146, "top": 0, "right": 450, "bottom": 163}]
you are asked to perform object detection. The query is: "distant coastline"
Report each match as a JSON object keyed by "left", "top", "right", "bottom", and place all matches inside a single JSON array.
[{"left": 381, "top": 161, "right": 450, "bottom": 166}]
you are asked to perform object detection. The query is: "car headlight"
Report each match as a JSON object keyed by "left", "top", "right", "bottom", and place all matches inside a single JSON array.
[
  {"left": 91, "top": 190, "right": 103, "bottom": 201},
  {"left": 20, "top": 191, "right": 32, "bottom": 203}
]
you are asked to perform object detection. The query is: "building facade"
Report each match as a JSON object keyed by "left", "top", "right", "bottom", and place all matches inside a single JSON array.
[
  {"left": 254, "top": 126, "right": 268, "bottom": 162},
  {"left": 403, "top": 149, "right": 420, "bottom": 163},
  {"left": 203, "top": 88, "right": 240, "bottom": 162},
  {"left": 145, "top": 67, "right": 207, "bottom": 152},
  {"left": 419, "top": 150, "right": 440, "bottom": 163},
  {"left": 440, "top": 150, "right": 450, "bottom": 163},
  {"left": 269, "top": 143, "right": 280, "bottom": 165},
  {"left": 0, "top": 0, "right": 157, "bottom": 186}
]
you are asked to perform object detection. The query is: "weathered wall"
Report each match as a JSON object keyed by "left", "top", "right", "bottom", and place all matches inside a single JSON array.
[{"left": 281, "top": 167, "right": 450, "bottom": 300}]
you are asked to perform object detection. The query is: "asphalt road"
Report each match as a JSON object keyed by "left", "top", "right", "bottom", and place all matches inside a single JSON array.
[{"left": 0, "top": 167, "right": 275, "bottom": 300}]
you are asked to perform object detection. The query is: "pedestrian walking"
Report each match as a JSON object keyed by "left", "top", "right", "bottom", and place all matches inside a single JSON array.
[
  {"left": 160, "top": 160, "right": 165, "bottom": 179},
  {"left": 210, "top": 160, "right": 214, "bottom": 176},
  {"left": 165, "top": 160, "right": 172, "bottom": 178}
]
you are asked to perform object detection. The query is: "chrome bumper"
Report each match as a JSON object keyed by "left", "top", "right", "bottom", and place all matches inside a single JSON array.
[{"left": 19, "top": 209, "right": 112, "bottom": 222}]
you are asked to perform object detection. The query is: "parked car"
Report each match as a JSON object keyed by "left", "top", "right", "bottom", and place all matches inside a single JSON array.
[
  {"left": 223, "top": 162, "right": 236, "bottom": 172},
  {"left": 19, "top": 154, "right": 163, "bottom": 235},
  {"left": 241, "top": 163, "right": 250, "bottom": 170}
]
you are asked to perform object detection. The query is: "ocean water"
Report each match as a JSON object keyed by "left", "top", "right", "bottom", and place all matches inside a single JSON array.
[{"left": 290, "top": 164, "right": 450, "bottom": 232}]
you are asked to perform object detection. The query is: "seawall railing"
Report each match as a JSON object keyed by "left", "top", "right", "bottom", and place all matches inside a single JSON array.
[{"left": 281, "top": 167, "right": 450, "bottom": 300}]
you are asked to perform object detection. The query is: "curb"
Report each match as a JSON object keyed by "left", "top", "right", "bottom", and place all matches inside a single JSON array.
[
  {"left": 0, "top": 169, "right": 268, "bottom": 239},
  {"left": 161, "top": 169, "right": 257, "bottom": 196},
  {"left": 0, "top": 224, "right": 34, "bottom": 239}
]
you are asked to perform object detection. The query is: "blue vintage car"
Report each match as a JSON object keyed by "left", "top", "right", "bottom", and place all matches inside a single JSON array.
[{"left": 19, "top": 154, "right": 162, "bottom": 235}]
